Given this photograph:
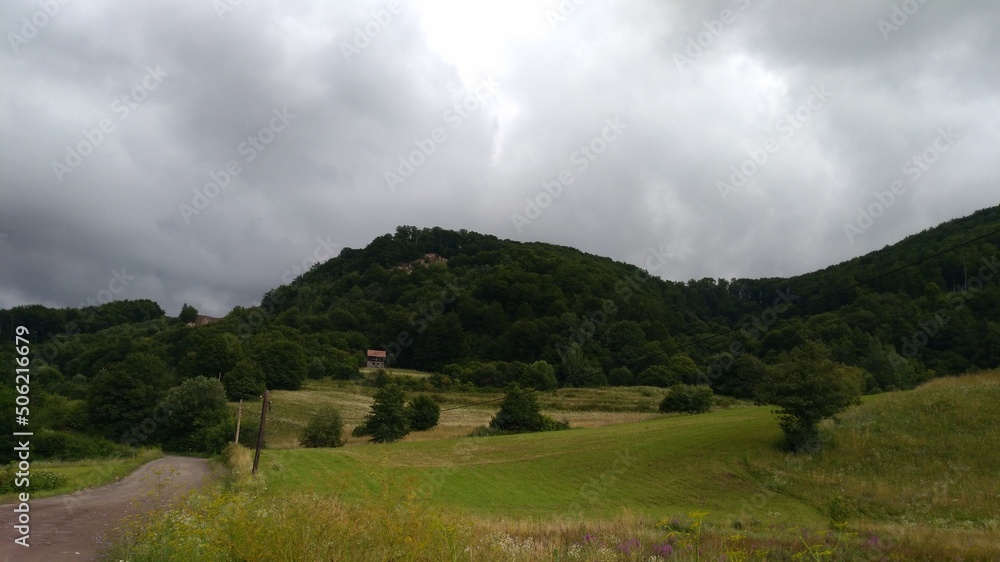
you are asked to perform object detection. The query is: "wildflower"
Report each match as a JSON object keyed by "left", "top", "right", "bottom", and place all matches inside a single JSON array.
[{"left": 653, "top": 542, "right": 674, "bottom": 557}]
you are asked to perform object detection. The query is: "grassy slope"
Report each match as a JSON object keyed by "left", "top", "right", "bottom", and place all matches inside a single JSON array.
[
  {"left": 261, "top": 404, "right": 825, "bottom": 525},
  {"left": 1, "top": 448, "right": 163, "bottom": 503},
  {"left": 749, "top": 371, "right": 1000, "bottom": 526},
  {"left": 246, "top": 378, "right": 664, "bottom": 448},
  {"left": 261, "top": 371, "right": 1000, "bottom": 535}
]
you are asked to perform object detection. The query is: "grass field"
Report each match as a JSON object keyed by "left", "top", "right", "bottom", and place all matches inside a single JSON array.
[
  {"left": 0, "top": 448, "right": 162, "bottom": 503},
  {"left": 246, "top": 377, "right": 667, "bottom": 448},
  {"left": 105, "top": 371, "right": 1000, "bottom": 560}
]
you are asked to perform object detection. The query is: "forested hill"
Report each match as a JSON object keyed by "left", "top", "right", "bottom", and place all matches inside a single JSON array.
[{"left": 2, "top": 206, "right": 999, "bottom": 401}]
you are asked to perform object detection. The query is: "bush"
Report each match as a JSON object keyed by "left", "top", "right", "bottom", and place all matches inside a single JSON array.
[
  {"left": 637, "top": 365, "right": 680, "bottom": 387},
  {"left": 330, "top": 361, "right": 361, "bottom": 381},
  {"left": 353, "top": 384, "right": 410, "bottom": 443},
  {"left": 300, "top": 407, "right": 345, "bottom": 448},
  {"left": 406, "top": 395, "right": 440, "bottom": 431},
  {"left": 659, "top": 384, "right": 713, "bottom": 414},
  {"left": 489, "top": 388, "right": 568, "bottom": 434},
  {"left": 33, "top": 429, "right": 132, "bottom": 461}
]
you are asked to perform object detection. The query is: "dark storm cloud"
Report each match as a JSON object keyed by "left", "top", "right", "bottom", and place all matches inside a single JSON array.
[{"left": 1, "top": 0, "right": 998, "bottom": 316}]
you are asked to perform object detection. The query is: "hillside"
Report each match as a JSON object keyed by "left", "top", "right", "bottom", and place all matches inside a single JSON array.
[
  {"left": 0, "top": 206, "right": 998, "bottom": 462},
  {"left": 107, "top": 371, "right": 1000, "bottom": 561}
]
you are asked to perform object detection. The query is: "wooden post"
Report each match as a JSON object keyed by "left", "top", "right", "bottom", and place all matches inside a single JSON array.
[
  {"left": 252, "top": 390, "right": 269, "bottom": 476},
  {"left": 234, "top": 399, "right": 243, "bottom": 445}
]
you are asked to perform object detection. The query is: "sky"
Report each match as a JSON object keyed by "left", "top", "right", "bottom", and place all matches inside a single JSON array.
[{"left": 1, "top": 0, "right": 998, "bottom": 317}]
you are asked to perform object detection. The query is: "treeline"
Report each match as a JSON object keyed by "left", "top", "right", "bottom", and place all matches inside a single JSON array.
[{"left": 1, "top": 208, "right": 998, "bottom": 459}]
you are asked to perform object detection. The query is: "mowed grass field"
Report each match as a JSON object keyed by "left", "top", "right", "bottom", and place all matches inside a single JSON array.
[
  {"left": 260, "top": 404, "right": 821, "bottom": 524},
  {"left": 255, "top": 372, "right": 1000, "bottom": 548},
  {"left": 247, "top": 376, "right": 666, "bottom": 448},
  {"left": 105, "top": 371, "right": 1000, "bottom": 560}
]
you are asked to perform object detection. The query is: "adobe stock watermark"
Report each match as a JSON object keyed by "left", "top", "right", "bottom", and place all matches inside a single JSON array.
[
  {"left": 6, "top": 0, "right": 71, "bottom": 54},
  {"left": 878, "top": 0, "right": 933, "bottom": 41},
  {"left": 843, "top": 127, "right": 958, "bottom": 243},
  {"left": 702, "top": 288, "right": 798, "bottom": 383},
  {"left": 178, "top": 106, "right": 295, "bottom": 224},
  {"left": 384, "top": 76, "right": 499, "bottom": 192},
  {"left": 673, "top": 0, "right": 752, "bottom": 72},
  {"left": 891, "top": 255, "right": 998, "bottom": 363},
  {"left": 556, "top": 241, "right": 671, "bottom": 363},
  {"left": 546, "top": 0, "right": 589, "bottom": 29},
  {"left": 717, "top": 85, "right": 832, "bottom": 202},
  {"left": 510, "top": 117, "right": 627, "bottom": 233},
  {"left": 340, "top": 1, "right": 403, "bottom": 61},
  {"left": 380, "top": 277, "right": 467, "bottom": 364},
  {"left": 236, "top": 235, "right": 340, "bottom": 340},
  {"left": 35, "top": 267, "right": 137, "bottom": 367},
  {"left": 51, "top": 65, "right": 169, "bottom": 183}
]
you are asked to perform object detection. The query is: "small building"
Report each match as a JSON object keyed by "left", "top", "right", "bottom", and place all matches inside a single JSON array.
[{"left": 366, "top": 349, "right": 387, "bottom": 368}]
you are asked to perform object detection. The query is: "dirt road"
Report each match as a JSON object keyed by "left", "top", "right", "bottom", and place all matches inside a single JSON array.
[{"left": 0, "top": 456, "right": 214, "bottom": 562}]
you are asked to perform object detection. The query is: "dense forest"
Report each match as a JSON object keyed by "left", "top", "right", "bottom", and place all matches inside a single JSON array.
[{"left": 2, "top": 205, "right": 998, "bottom": 460}]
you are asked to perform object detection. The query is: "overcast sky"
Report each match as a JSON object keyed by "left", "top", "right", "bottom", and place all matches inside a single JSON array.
[{"left": 1, "top": 0, "right": 998, "bottom": 317}]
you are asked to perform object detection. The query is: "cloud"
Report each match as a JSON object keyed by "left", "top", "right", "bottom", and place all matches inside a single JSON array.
[{"left": 1, "top": 0, "right": 998, "bottom": 316}]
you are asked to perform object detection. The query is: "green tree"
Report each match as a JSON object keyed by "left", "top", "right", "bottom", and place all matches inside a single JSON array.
[
  {"left": 87, "top": 352, "right": 172, "bottom": 443},
  {"left": 489, "top": 387, "right": 567, "bottom": 433},
  {"left": 406, "top": 395, "right": 440, "bottom": 431},
  {"left": 300, "top": 407, "right": 345, "bottom": 448},
  {"left": 179, "top": 303, "right": 198, "bottom": 324},
  {"left": 251, "top": 338, "right": 307, "bottom": 390},
  {"left": 637, "top": 365, "right": 679, "bottom": 387},
  {"left": 156, "top": 376, "right": 231, "bottom": 453},
  {"left": 659, "top": 383, "right": 713, "bottom": 414},
  {"left": 222, "top": 359, "right": 266, "bottom": 401},
  {"left": 178, "top": 333, "right": 241, "bottom": 378},
  {"left": 607, "top": 366, "right": 634, "bottom": 386},
  {"left": 352, "top": 384, "right": 410, "bottom": 443},
  {"left": 754, "top": 341, "right": 864, "bottom": 452},
  {"left": 523, "top": 360, "right": 558, "bottom": 390}
]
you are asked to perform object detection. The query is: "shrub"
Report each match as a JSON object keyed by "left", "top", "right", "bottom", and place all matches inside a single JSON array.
[
  {"left": 300, "top": 407, "right": 345, "bottom": 448},
  {"left": 659, "top": 384, "right": 714, "bottom": 414},
  {"left": 406, "top": 395, "right": 440, "bottom": 431},
  {"left": 608, "top": 366, "right": 634, "bottom": 386},
  {"left": 33, "top": 429, "right": 131, "bottom": 461},
  {"left": 637, "top": 365, "right": 680, "bottom": 387},
  {"left": 330, "top": 361, "right": 361, "bottom": 381},
  {"left": 489, "top": 388, "right": 568, "bottom": 433},
  {"left": 353, "top": 384, "right": 410, "bottom": 443}
]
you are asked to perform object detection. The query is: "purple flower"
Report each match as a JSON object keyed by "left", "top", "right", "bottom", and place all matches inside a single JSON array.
[
  {"left": 864, "top": 534, "right": 881, "bottom": 548},
  {"left": 617, "top": 538, "right": 641, "bottom": 554},
  {"left": 582, "top": 531, "right": 596, "bottom": 544},
  {"left": 653, "top": 542, "right": 674, "bottom": 557}
]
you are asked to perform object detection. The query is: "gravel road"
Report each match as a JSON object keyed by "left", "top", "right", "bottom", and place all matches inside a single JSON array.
[{"left": 0, "top": 456, "right": 214, "bottom": 562}]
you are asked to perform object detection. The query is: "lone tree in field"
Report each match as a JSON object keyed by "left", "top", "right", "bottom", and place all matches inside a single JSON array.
[
  {"left": 352, "top": 384, "right": 410, "bottom": 443},
  {"left": 659, "top": 383, "right": 713, "bottom": 414},
  {"left": 754, "top": 341, "right": 864, "bottom": 452},
  {"left": 489, "top": 387, "right": 567, "bottom": 433},
  {"left": 406, "top": 395, "right": 440, "bottom": 431},
  {"left": 300, "top": 406, "right": 345, "bottom": 448}
]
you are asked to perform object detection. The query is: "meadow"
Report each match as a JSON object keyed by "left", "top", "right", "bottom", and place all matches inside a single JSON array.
[{"left": 104, "top": 370, "right": 1000, "bottom": 560}]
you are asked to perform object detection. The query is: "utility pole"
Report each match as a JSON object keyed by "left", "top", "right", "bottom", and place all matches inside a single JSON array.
[
  {"left": 252, "top": 390, "right": 269, "bottom": 476},
  {"left": 234, "top": 399, "right": 243, "bottom": 445}
]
